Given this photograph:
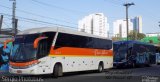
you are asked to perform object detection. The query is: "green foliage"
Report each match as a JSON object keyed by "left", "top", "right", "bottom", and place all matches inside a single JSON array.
[
  {"left": 112, "top": 30, "right": 146, "bottom": 41},
  {"left": 112, "top": 34, "right": 121, "bottom": 41},
  {"left": 128, "top": 30, "right": 146, "bottom": 40}
]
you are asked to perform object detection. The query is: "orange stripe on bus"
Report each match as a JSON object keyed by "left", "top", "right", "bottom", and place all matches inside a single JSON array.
[
  {"left": 49, "top": 46, "right": 113, "bottom": 56},
  {"left": 10, "top": 60, "right": 39, "bottom": 67}
]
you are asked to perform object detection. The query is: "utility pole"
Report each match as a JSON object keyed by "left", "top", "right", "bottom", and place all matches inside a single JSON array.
[
  {"left": 135, "top": 30, "right": 137, "bottom": 40},
  {"left": 15, "top": 19, "right": 18, "bottom": 34},
  {"left": 107, "top": 31, "right": 109, "bottom": 38},
  {"left": 0, "top": 15, "right": 3, "bottom": 34},
  {"left": 10, "top": 0, "right": 17, "bottom": 35},
  {"left": 123, "top": 2, "right": 134, "bottom": 56},
  {"left": 123, "top": 2, "right": 135, "bottom": 41}
]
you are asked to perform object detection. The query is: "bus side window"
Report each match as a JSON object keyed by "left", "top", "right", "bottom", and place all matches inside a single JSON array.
[{"left": 37, "top": 39, "right": 48, "bottom": 58}]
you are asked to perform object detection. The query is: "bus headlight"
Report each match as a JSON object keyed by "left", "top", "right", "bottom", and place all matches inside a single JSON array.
[{"left": 10, "top": 61, "right": 40, "bottom": 69}]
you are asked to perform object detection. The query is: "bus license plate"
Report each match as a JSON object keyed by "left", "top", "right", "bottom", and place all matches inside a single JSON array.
[{"left": 17, "top": 70, "right": 22, "bottom": 73}]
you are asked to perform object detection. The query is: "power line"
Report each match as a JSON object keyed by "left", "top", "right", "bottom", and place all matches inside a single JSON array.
[
  {"left": 0, "top": 13, "right": 77, "bottom": 29},
  {"left": 3, "top": 17, "right": 23, "bottom": 30},
  {"left": 31, "top": 0, "right": 86, "bottom": 15},
  {"left": 6, "top": 17, "right": 49, "bottom": 26},
  {"left": 104, "top": 0, "right": 123, "bottom": 7},
  {"left": 3, "top": 21, "right": 11, "bottom": 28},
  {"left": 3, "top": 14, "right": 74, "bottom": 28},
  {"left": 1, "top": 13, "right": 110, "bottom": 35},
  {"left": 0, "top": 4, "right": 123, "bottom": 25},
  {"left": 0, "top": 4, "right": 78, "bottom": 26}
]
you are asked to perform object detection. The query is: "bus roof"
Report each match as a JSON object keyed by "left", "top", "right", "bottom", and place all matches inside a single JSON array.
[{"left": 18, "top": 27, "right": 110, "bottom": 40}]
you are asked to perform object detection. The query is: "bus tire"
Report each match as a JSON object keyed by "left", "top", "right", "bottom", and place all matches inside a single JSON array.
[
  {"left": 53, "top": 63, "right": 63, "bottom": 78},
  {"left": 146, "top": 64, "right": 150, "bottom": 67},
  {"left": 132, "top": 62, "right": 136, "bottom": 68},
  {"left": 98, "top": 62, "right": 104, "bottom": 73}
]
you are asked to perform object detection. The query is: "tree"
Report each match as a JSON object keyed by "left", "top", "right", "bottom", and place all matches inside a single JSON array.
[
  {"left": 137, "top": 33, "right": 146, "bottom": 40},
  {"left": 112, "top": 34, "right": 121, "bottom": 41},
  {"left": 158, "top": 36, "right": 160, "bottom": 46},
  {"left": 128, "top": 30, "right": 146, "bottom": 40},
  {"left": 149, "top": 40, "right": 153, "bottom": 44}
]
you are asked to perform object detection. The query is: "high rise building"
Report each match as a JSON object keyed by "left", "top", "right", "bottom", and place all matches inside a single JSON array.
[
  {"left": 113, "top": 16, "right": 142, "bottom": 38},
  {"left": 78, "top": 13, "right": 109, "bottom": 37},
  {"left": 131, "top": 16, "right": 142, "bottom": 33},
  {"left": 113, "top": 19, "right": 133, "bottom": 38}
]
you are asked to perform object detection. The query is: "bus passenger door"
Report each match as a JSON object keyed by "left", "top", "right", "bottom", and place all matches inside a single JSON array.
[{"left": 37, "top": 39, "right": 51, "bottom": 74}]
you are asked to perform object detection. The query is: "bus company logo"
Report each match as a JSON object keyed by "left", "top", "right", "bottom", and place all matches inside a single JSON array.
[
  {"left": 55, "top": 51, "right": 61, "bottom": 54},
  {"left": 94, "top": 50, "right": 108, "bottom": 56}
]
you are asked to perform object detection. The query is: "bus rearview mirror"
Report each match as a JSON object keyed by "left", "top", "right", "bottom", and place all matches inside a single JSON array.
[{"left": 34, "top": 37, "right": 48, "bottom": 48}]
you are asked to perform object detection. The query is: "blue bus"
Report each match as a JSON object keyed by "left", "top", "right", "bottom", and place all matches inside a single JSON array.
[
  {"left": 155, "top": 46, "right": 160, "bottom": 65},
  {"left": 113, "top": 40, "right": 156, "bottom": 68}
]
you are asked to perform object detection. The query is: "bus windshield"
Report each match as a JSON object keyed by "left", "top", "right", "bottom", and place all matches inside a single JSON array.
[
  {"left": 11, "top": 43, "right": 37, "bottom": 62},
  {"left": 113, "top": 41, "right": 133, "bottom": 62},
  {"left": 114, "top": 45, "right": 127, "bottom": 62},
  {"left": 10, "top": 32, "right": 56, "bottom": 62},
  {"left": 10, "top": 34, "right": 39, "bottom": 62}
]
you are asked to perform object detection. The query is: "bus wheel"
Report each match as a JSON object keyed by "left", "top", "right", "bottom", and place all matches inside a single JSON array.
[
  {"left": 132, "top": 62, "right": 135, "bottom": 68},
  {"left": 146, "top": 64, "right": 150, "bottom": 67},
  {"left": 98, "top": 62, "right": 104, "bottom": 73},
  {"left": 53, "top": 64, "right": 63, "bottom": 78}
]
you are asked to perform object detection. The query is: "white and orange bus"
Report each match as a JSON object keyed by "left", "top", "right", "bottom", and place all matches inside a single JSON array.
[{"left": 9, "top": 27, "right": 113, "bottom": 77}]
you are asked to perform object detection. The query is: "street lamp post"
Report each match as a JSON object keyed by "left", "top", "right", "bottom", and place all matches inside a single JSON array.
[{"left": 123, "top": 2, "right": 134, "bottom": 56}]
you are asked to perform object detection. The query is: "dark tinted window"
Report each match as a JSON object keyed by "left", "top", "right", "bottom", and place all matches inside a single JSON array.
[
  {"left": 37, "top": 39, "right": 48, "bottom": 58},
  {"left": 14, "top": 34, "right": 39, "bottom": 44},
  {"left": 55, "top": 33, "right": 112, "bottom": 49},
  {"left": 132, "top": 43, "right": 156, "bottom": 64},
  {"left": 132, "top": 43, "right": 155, "bottom": 55},
  {"left": 42, "top": 32, "right": 56, "bottom": 54},
  {"left": 37, "top": 32, "right": 56, "bottom": 58}
]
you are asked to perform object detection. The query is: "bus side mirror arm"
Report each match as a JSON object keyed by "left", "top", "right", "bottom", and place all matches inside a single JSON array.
[{"left": 34, "top": 37, "right": 48, "bottom": 48}]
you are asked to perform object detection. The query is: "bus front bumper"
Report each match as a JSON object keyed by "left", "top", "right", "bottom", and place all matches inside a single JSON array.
[{"left": 9, "top": 65, "right": 40, "bottom": 75}]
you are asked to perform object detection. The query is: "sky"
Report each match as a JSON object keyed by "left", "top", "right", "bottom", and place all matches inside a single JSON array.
[{"left": 0, "top": 0, "right": 160, "bottom": 34}]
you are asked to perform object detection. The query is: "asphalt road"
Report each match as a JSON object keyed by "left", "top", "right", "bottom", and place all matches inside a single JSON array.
[{"left": 1, "top": 65, "right": 160, "bottom": 82}]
